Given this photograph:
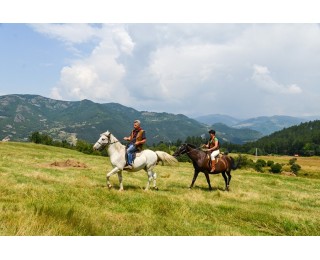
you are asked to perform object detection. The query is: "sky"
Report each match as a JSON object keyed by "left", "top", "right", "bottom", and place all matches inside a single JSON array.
[{"left": 1, "top": 3, "right": 320, "bottom": 120}]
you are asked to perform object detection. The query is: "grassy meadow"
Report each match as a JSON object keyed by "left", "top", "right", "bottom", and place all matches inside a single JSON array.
[{"left": 0, "top": 142, "right": 320, "bottom": 236}]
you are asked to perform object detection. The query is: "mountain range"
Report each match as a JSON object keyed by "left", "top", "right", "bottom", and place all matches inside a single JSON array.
[
  {"left": 0, "top": 94, "right": 315, "bottom": 145},
  {"left": 195, "top": 114, "right": 320, "bottom": 135}
]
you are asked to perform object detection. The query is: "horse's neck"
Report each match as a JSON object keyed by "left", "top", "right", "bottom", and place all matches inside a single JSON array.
[
  {"left": 186, "top": 146, "right": 206, "bottom": 161},
  {"left": 107, "top": 135, "right": 125, "bottom": 156},
  {"left": 186, "top": 146, "right": 199, "bottom": 159}
]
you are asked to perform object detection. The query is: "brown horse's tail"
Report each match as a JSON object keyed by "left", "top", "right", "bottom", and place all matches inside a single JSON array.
[{"left": 230, "top": 155, "right": 241, "bottom": 170}]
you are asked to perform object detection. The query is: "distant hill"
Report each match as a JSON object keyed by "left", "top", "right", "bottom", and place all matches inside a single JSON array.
[
  {"left": 194, "top": 113, "right": 316, "bottom": 136},
  {"left": 236, "top": 120, "right": 320, "bottom": 156},
  {"left": 194, "top": 114, "right": 241, "bottom": 126},
  {"left": 232, "top": 115, "right": 310, "bottom": 135},
  {"left": 0, "top": 94, "right": 261, "bottom": 144},
  {"left": 209, "top": 123, "right": 263, "bottom": 144}
]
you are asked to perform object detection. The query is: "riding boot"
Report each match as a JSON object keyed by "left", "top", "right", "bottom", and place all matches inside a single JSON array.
[
  {"left": 124, "top": 152, "right": 133, "bottom": 170},
  {"left": 210, "top": 159, "right": 216, "bottom": 173}
]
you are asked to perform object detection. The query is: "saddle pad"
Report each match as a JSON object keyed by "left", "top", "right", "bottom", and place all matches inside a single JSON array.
[{"left": 206, "top": 153, "right": 222, "bottom": 161}]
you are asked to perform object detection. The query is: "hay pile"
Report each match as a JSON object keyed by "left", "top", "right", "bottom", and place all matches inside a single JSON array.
[{"left": 50, "top": 159, "right": 88, "bottom": 168}]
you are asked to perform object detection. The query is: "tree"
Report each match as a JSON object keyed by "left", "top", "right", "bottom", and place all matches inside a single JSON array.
[
  {"left": 185, "top": 136, "right": 206, "bottom": 147},
  {"left": 29, "top": 131, "right": 41, "bottom": 144},
  {"left": 75, "top": 140, "right": 94, "bottom": 154},
  {"left": 29, "top": 131, "right": 52, "bottom": 145}
]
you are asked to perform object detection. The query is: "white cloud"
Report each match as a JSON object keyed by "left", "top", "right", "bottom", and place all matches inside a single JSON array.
[
  {"left": 252, "top": 64, "right": 302, "bottom": 95},
  {"left": 147, "top": 43, "right": 229, "bottom": 100},
  {"left": 50, "top": 87, "right": 62, "bottom": 100},
  {"left": 111, "top": 27, "right": 135, "bottom": 55},
  {"left": 29, "top": 23, "right": 320, "bottom": 117},
  {"left": 45, "top": 24, "right": 133, "bottom": 103}
]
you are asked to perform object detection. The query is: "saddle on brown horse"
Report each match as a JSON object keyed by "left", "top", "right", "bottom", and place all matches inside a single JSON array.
[{"left": 204, "top": 152, "right": 226, "bottom": 170}]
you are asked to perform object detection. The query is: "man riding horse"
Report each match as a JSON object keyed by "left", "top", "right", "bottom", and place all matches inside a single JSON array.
[
  {"left": 203, "top": 129, "right": 220, "bottom": 172},
  {"left": 123, "top": 120, "right": 146, "bottom": 170}
]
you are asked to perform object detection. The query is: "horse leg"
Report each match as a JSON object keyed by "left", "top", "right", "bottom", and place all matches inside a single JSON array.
[
  {"left": 226, "top": 171, "right": 232, "bottom": 190},
  {"left": 144, "top": 169, "right": 154, "bottom": 191},
  {"left": 221, "top": 171, "right": 229, "bottom": 191},
  {"left": 143, "top": 164, "right": 158, "bottom": 191},
  {"left": 204, "top": 172, "right": 213, "bottom": 191},
  {"left": 117, "top": 171, "right": 124, "bottom": 191},
  {"left": 190, "top": 170, "right": 200, "bottom": 189},
  {"left": 106, "top": 167, "right": 120, "bottom": 189},
  {"left": 152, "top": 171, "right": 158, "bottom": 190}
]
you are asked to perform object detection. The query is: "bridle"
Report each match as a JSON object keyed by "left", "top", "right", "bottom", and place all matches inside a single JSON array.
[
  {"left": 97, "top": 133, "right": 119, "bottom": 147},
  {"left": 178, "top": 144, "right": 198, "bottom": 155}
]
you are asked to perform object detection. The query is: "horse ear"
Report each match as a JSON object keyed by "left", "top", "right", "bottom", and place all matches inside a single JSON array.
[{"left": 103, "top": 131, "right": 110, "bottom": 136}]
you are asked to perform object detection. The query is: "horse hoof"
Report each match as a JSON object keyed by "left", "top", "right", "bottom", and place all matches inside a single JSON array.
[
  {"left": 154, "top": 186, "right": 159, "bottom": 191},
  {"left": 107, "top": 184, "right": 112, "bottom": 189}
]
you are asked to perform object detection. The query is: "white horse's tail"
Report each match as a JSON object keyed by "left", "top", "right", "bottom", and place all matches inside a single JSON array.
[{"left": 155, "top": 151, "right": 179, "bottom": 166}]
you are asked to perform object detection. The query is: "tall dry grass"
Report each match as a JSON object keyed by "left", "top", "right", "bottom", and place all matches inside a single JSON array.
[{"left": 1, "top": 142, "right": 320, "bottom": 235}]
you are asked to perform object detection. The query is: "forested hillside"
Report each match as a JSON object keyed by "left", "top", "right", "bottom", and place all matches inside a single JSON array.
[
  {"left": 225, "top": 120, "right": 320, "bottom": 156},
  {"left": 0, "top": 94, "right": 261, "bottom": 144}
]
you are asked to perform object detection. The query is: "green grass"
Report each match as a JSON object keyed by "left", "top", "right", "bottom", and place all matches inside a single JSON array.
[{"left": 1, "top": 142, "right": 320, "bottom": 235}]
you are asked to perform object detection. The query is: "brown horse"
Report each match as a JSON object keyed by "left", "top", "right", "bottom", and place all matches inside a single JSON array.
[{"left": 173, "top": 143, "right": 241, "bottom": 191}]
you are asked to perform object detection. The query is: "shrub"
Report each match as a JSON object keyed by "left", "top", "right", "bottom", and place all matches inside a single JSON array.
[
  {"left": 289, "top": 158, "right": 297, "bottom": 165},
  {"left": 75, "top": 140, "right": 94, "bottom": 154},
  {"left": 176, "top": 154, "right": 191, "bottom": 163},
  {"left": 270, "top": 163, "right": 282, "bottom": 174},
  {"left": 237, "top": 155, "right": 255, "bottom": 169},
  {"left": 256, "top": 159, "right": 267, "bottom": 167},
  {"left": 254, "top": 163, "right": 264, "bottom": 172},
  {"left": 267, "top": 160, "right": 274, "bottom": 167},
  {"left": 291, "top": 163, "right": 301, "bottom": 174}
]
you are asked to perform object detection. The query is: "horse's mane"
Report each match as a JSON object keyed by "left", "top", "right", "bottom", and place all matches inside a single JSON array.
[
  {"left": 185, "top": 143, "right": 207, "bottom": 154},
  {"left": 102, "top": 131, "right": 125, "bottom": 152},
  {"left": 185, "top": 143, "right": 197, "bottom": 149}
]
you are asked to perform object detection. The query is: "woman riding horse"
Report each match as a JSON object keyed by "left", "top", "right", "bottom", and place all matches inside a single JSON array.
[
  {"left": 203, "top": 129, "right": 220, "bottom": 172},
  {"left": 173, "top": 143, "right": 240, "bottom": 191}
]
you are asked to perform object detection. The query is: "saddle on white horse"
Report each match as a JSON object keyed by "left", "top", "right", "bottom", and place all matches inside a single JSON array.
[{"left": 124, "top": 150, "right": 143, "bottom": 169}]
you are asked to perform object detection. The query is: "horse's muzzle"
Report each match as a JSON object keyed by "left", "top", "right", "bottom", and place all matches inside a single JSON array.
[{"left": 93, "top": 143, "right": 101, "bottom": 151}]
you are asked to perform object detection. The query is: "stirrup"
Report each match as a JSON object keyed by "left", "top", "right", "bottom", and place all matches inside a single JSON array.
[{"left": 124, "top": 165, "right": 133, "bottom": 170}]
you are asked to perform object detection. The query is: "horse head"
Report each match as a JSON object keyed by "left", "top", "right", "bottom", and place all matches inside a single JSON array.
[
  {"left": 93, "top": 131, "right": 113, "bottom": 151},
  {"left": 173, "top": 143, "right": 189, "bottom": 158}
]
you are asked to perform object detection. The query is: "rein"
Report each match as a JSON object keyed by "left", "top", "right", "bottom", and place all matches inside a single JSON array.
[
  {"left": 108, "top": 140, "right": 120, "bottom": 145},
  {"left": 188, "top": 144, "right": 204, "bottom": 152},
  {"left": 183, "top": 144, "right": 203, "bottom": 155}
]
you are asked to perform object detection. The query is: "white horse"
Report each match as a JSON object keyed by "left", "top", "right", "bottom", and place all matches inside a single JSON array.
[{"left": 93, "top": 131, "right": 178, "bottom": 191}]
